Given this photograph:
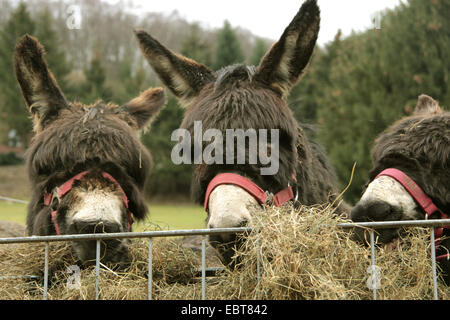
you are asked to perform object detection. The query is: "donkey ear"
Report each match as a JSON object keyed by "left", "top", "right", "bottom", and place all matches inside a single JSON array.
[
  {"left": 414, "top": 94, "right": 442, "bottom": 115},
  {"left": 254, "top": 0, "right": 320, "bottom": 98},
  {"left": 134, "top": 30, "right": 215, "bottom": 107},
  {"left": 14, "top": 35, "right": 68, "bottom": 132},
  {"left": 123, "top": 87, "right": 166, "bottom": 130}
]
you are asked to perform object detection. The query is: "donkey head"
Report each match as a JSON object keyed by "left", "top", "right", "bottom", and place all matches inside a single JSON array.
[
  {"left": 15, "top": 35, "right": 166, "bottom": 264},
  {"left": 135, "top": 0, "right": 320, "bottom": 266},
  {"left": 350, "top": 95, "right": 446, "bottom": 244}
]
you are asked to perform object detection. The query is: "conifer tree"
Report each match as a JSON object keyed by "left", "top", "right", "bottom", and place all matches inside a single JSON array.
[
  {"left": 35, "top": 7, "right": 71, "bottom": 93},
  {"left": 249, "top": 37, "right": 268, "bottom": 66},
  {"left": 82, "top": 52, "right": 112, "bottom": 103},
  {"left": 0, "top": 3, "right": 36, "bottom": 147},
  {"left": 214, "top": 20, "right": 245, "bottom": 70},
  {"left": 315, "top": 0, "right": 450, "bottom": 203},
  {"left": 181, "top": 23, "right": 212, "bottom": 66}
]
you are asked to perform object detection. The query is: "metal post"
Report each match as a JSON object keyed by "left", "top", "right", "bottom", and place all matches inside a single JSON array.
[
  {"left": 201, "top": 236, "right": 206, "bottom": 300},
  {"left": 430, "top": 227, "right": 438, "bottom": 300},
  {"left": 257, "top": 238, "right": 261, "bottom": 297},
  {"left": 95, "top": 239, "right": 100, "bottom": 300},
  {"left": 43, "top": 242, "right": 49, "bottom": 300},
  {"left": 370, "top": 230, "right": 377, "bottom": 300},
  {"left": 148, "top": 238, "right": 153, "bottom": 300}
]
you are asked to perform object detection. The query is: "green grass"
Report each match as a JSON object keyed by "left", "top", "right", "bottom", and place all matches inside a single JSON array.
[
  {"left": 0, "top": 202, "right": 27, "bottom": 225},
  {"left": 136, "top": 204, "right": 206, "bottom": 231},
  {"left": 0, "top": 202, "right": 206, "bottom": 231}
]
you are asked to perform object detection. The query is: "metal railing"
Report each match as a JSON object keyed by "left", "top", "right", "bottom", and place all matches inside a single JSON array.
[
  {"left": 0, "top": 219, "right": 449, "bottom": 300},
  {"left": 0, "top": 227, "right": 253, "bottom": 300},
  {"left": 338, "top": 219, "right": 450, "bottom": 300}
]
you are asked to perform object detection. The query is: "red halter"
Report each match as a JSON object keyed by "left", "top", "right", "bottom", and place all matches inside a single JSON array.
[
  {"left": 204, "top": 173, "right": 296, "bottom": 212},
  {"left": 376, "top": 168, "right": 449, "bottom": 261},
  {"left": 43, "top": 171, "right": 134, "bottom": 235}
]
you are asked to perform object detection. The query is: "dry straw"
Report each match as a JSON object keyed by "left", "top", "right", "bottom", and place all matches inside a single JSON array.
[{"left": 0, "top": 203, "right": 448, "bottom": 300}]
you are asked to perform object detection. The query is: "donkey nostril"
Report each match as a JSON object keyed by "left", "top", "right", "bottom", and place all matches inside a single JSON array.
[
  {"left": 74, "top": 220, "right": 89, "bottom": 233},
  {"left": 74, "top": 220, "right": 121, "bottom": 234},
  {"left": 350, "top": 205, "right": 365, "bottom": 222},
  {"left": 351, "top": 201, "right": 394, "bottom": 223},
  {"left": 238, "top": 219, "right": 249, "bottom": 228},
  {"left": 370, "top": 202, "right": 392, "bottom": 220}
]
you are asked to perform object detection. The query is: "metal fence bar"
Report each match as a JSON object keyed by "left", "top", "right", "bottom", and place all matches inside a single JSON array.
[
  {"left": 0, "top": 195, "right": 28, "bottom": 204},
  {"left": 43, "top": 242, "right": 49, "bottom": 300},
  {"left": 148, "top": 238, "right": 153, "bottom": 300},
  {"left": 370, "top": 230, "right": 377, "bottom": 300},
  {"left": 338, "top": 219, "right": 450, "bottom": 229},
  {"left": 95, "top": 240, "right": 100, "bottom": 300},
  {"left": 0, "top": 227, "right": 252, "bottom": 244},
  {"left": 430, "top": 227, "right": 438, "bottom": 300},
  {"left": 257, "top": 238, "right": 261, "bottom": 297},
  {"left": 201, "top": 236, "right": 206, "bottom": 300},
  {"left": 1, "top": 219, "right": 449, "bottom": 301},
  {"left": 2, "top": 220, "right": 449, "bottom": 244}
]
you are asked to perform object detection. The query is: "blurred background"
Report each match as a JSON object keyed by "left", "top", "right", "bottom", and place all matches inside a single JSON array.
[{"left": 0, "top": 0, "right": 448, "bottom": 228}]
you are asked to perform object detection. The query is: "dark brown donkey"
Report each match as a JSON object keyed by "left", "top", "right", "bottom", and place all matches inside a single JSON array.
[
  {"left": 350, "top": 94, "right": 450, "bottom": 284},
  {"left": 135, "top": 0, "right": 348, "bottom": 266},
  {"left": 14, "top": 35, "right": 166, "bottom": 265}
]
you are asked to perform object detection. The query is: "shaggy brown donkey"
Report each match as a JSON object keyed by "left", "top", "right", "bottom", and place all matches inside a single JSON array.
[
  {"left": 135, "top": 0, "right": 348, "bottom": 266},
  {"left": 14, "top": 35, "right": 166, "bottom": 264},
  {"left": 351, "top": 94, "right": 450, "bottom": 285}
]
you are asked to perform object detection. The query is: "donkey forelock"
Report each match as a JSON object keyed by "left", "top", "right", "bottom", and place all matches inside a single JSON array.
[{"left": 214, "top": 64, "right": 256, "bottom": 90}]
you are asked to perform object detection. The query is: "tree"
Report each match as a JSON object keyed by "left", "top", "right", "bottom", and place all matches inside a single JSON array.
[
  {"left": 249, "top": 37, "right": 268, "bottom": 66},
  {"left": 141, "top": 95, "right": 192, "bottom": 198},
  {"left": 314, "top": 0, "right": 450, "bottom": 203},
  {"left": 214, "top": 20, "right": 245, "bottom": 70},
  {"left": 289, "top": 31, "right": 342, "bottom": 134},
  {"left": 142, "top": 22, "right": 216, "bottom": 199},
  {"left": 111, "top": 56, "right": 148, "bottom": 105},
  {"left": 181, "top": 23, "right": 212, "bottom": 66},
  {"left": 35, "top": 7, "right": 71, "bottom": 93},
  {"left": 81, "top": 52, "right": 112, "bottom": 103},
  {"left": 0, "top": 2, "right": 36, "bottom": 147}
]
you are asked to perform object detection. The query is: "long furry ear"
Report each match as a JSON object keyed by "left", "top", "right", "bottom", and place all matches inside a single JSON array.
[
  {"left": 14, "top": 34, "right": 68, "bottom": 132},
  {"left": 254, "top": 0, "right": 320, "bottom": 98},
  {"left": 414, "top": 94, "right": 442, "bottom": 115},
  {"left": 134, "top": 30, "right": 215, "bottom": 107},
  {"left": 123, "top": 87, "right": 166, "bottom": 130}
]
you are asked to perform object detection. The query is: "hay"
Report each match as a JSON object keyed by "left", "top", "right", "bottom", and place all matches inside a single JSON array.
[
  {"left": 0, "top": 204, "right": 448, "bottom": 300},
  {"left": 207, "top": 203, "right": 450, "bottom": 300},
  {"left": 0, "top": 236, "right": 199, "bottom": 300}
]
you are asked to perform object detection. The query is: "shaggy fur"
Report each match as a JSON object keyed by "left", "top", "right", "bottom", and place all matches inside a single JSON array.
[
  {"left": 24, "top": 101, "right": 156, "bottom": 235},
  {"left": 13, "top": 35, "right": 166, "bottom": 262},
  {"left": 181, "top": 67, "right": 345, "bottom": 209}
]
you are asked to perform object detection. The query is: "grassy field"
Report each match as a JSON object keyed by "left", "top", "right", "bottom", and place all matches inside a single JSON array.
[{"left": 0, "top": 202, "right": 206, "bottom": 231}]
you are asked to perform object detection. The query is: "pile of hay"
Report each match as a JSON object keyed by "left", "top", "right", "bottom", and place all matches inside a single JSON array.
[
  {"left": 207, "top": 203, "right": 449, "bottom": 300},
  {"left": 0, "top": 236, "right": 200, "bottom": 300},
  {"left": 0, "top": 203, "right": 448, "bottom": 300}
]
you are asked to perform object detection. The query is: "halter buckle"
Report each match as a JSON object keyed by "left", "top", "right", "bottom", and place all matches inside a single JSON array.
[{"left": 264, "top": 191, "right": 274, "bottom": 206}]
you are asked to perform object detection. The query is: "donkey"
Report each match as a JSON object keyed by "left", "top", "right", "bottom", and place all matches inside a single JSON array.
[
  {"left": 350, "top": 94, "right": 449, "bottom": 284},
  {"left": 14, "top": 35, "right": 166, "bottom": 265},
  {"left": 135, "top": 0, "right": 349, "bottom": 266}
]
